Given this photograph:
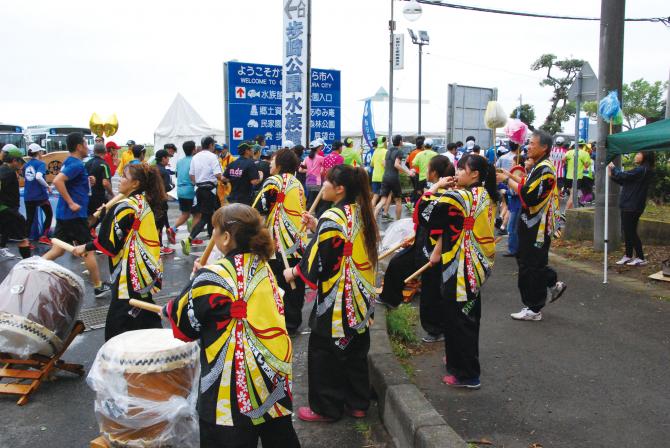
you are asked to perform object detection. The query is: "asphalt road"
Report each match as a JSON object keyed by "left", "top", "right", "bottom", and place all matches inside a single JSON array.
[
  {"left": 409, "top": 240, "right": 670, "bottom": 448},
  {"left": 0, "top": 206, "right": 391, "bottom": 447}
]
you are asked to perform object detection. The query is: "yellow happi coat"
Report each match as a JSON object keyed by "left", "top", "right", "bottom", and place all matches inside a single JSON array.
[
  {"left": 517, "top": 157, "right": 561, "bottom": 246},
  {"left": 252, "top": 173, "right": 306, "bottom": 258},
  {"left": 167, "top": 253, "right": 293, "bottom": 427},
  {"left": 296, "top": 203, "right": 376, "bottom": 339},
  {"left": 94, "top": 194, "right": 162, "bottom": 299},
  {"left": 427, "top": 187, "right": 496, "bottom": 302}
]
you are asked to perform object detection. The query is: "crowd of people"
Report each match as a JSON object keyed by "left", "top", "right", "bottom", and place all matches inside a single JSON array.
[{"left": 0, "top": 127, "right": 657, "bottom": 447}]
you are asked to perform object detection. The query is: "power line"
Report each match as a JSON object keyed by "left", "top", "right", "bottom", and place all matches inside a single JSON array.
[{"left": 415, "top": 1, "right": 670, "bottom": 26}]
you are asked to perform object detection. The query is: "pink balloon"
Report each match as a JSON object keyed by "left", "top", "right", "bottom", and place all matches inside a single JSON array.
[{"left": 504, "top": 119, "right": 528, "bottom": 144}]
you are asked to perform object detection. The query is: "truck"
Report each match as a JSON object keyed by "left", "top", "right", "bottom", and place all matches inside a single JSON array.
[
  {"left": 26, "top": 125, "right": 95, "bottom": 153},
  {"left": 0, "top": 124, "right": 27, "bottom": 153}
]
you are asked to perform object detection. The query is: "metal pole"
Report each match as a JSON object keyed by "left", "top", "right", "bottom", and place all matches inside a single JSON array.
[
  {"left": 388, "top": 0, "right": 395, "bottom": 139},
  {"left": 572, "top": 72, "right": 582, "bottom": 209},
  {"left": 418, "top": 44, "right": 422, "bottom": 135},
  {"left": 594, "top": 0, "right": 625, "bottom": 252}
]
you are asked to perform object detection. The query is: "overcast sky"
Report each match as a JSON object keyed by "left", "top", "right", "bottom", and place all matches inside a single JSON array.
[{"left": 1, "top": 0, "right": 668, "bottom": 144}]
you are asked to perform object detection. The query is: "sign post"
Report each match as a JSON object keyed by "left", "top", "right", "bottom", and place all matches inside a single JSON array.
[
  {"left": 567, "top": 61, "right": 598, "bottom": 208},
  {"left": 282, "top": 0, "right": 311, "bottom": 146}
]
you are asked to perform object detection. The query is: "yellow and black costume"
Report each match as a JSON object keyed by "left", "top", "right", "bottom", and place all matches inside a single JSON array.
[
  {"left": 87, "top": 193, "right": 163, "bottom": 341},
  {"left": 295, "top": 202, "right": 376, "bottom": 420},
  {"left": 252, "top": 173, "right": 307, "bottom": 333},
  {"left": 166, "top": 251, "right": 299, "bottom": 446},
  {"left": 427, "top": 186, "right": 496, "bottom": 381},
  {"left": 516, "top": 156, "right": 560, "bottom": 313}
]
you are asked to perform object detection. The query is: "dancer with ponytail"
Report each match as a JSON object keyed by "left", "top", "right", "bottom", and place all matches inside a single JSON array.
[
  {"left": 165, "top": 204, "right": 299, "bottom": 448},
  {"left": 426, "top": 153, "right": 498, "bottom": 389},
  {"left": 284, "top": 165, "right": 379, "bottom": 422},
  {"left": 72, "top": 163, "right": 166, "bottom": 341},
  {"left": 253, "top": 148, "right": 307, "bottom": 334}
]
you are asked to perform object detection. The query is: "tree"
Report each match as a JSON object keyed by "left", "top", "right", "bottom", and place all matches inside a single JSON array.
[
  {"left": 621, "top": 79, "right": 667, "bottom": 129},
  {"left": 510, "top": 104, "right": 536, "bottom": 130},
  {"left": 582, "top": 101, "right": 598, "bottom": 118},
  {"left": 530, "top": 54, "right": 585, "bottom": 134}
]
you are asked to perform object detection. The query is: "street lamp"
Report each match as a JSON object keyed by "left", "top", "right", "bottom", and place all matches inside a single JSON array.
[
  {"left": 389, "top": 1, "right": 423, "bottom": 139},
  {"left": 409, "top": 28, "right": 429, "bottom": 135}
]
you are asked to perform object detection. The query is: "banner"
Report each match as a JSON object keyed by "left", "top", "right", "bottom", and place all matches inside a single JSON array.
[
  {"left": 393, "top": 34, "right": 404, "bottom": 70},
  {"left": 282, "top": 0, "right": 310, "bottom": 146},
  {"left": 362, "top": 99, "right": 376, "bottom": 150}
]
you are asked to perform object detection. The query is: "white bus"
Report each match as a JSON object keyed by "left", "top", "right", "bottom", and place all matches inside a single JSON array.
[
  {"left": 0, "top": 124, "right": 27, "bottom": 153},
  {"left": 27, "top": 125, "right": 95, "bottom": 153}
]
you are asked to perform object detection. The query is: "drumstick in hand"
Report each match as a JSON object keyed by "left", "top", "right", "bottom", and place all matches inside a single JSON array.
[
  {"left": 129, "top": 299, "right": 164, "bottom": 316},
  {"left": 379, "top": 235, "right": 415, "bottom": 261},
  {"left": 404, "top": 261, "right": 433, "bottom": 284},
  {"left": 94, "top": 194, "right": 126, "bottom": 219},
  {"left": 52, "top": 238, "right": 76, "bottom": 253},
  {"left": 299, "top": 186, "right": 324, "bottom": 234},
  {"left": 278, "top": 242, "right": 297, "bottom": 290},
  {"left": 199, "top": 237, "right": 217, "bottom": 265}
]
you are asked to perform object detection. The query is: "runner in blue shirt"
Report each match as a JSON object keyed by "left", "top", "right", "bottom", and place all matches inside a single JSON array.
[
  {"left": 23, "top": 143, "right": 53, "bottom": 245},
  {"left": 171, "top": 140, "right": 196, "bottom": 236},
  {"left": 43, "top": 132, "right": 111, "bottom": 298}
]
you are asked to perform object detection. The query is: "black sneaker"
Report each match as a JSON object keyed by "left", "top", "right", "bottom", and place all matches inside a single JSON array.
[{"left": 94, "top": 283, "right": 112, "bottom": 298}]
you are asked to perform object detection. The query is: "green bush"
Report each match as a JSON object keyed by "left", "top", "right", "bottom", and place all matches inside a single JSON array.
[{"left": 386, "top": 304, "right": 419, "bottom": 345}]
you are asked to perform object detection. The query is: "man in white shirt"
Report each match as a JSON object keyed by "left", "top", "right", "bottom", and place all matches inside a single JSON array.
[{"left": 181, "top": 136, "right": 223, "bottom": 255}]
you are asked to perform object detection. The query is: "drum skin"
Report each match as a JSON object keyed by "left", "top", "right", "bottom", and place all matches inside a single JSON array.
[
  {"left": 0, "top": 257, "right": 84, "bottom": 357},
  {"left": 88, "top": 329, "right": 200, "bottom": 447}
]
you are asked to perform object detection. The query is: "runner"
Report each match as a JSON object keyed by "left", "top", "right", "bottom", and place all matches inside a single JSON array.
[
  {"left": 85, "top": 143, "right": 113, "bottom": 232},
  {"left": 284, "top": 164, "right": 378, "bottom": 422},
  {"left": 172, "top": 140, "right": 196, "bottom": 236},
  {"left": 23, "top": 143, "right": 53, "bottom": 245},
  {"left": 73, "top": 163, "right": 165, "bottom": 341},
  {"left": 375, "top": 134, "right": 415, "bottom": 221},
  {"left": 154, "top": 149, "right": 175, "bottom": 255},
  {"left": 0, "top": 147, "right": 31, "bottom": 259},
  {"left": 224, "top": 142, "right": 261, "bottom": 206},
  {"left": 43, "top": 132, "right": 110, "bottom": 297}
]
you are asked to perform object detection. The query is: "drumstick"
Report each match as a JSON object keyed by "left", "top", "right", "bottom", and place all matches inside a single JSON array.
[
  {"left": 93, "top": 193, "right": 126, "bottom": 218},
  {"left": 52, "top": 238, "right": 76, "bottom": 253},
  {"left": 403, "top": 236, "right": 503, "bottom": 283},
  {"left": 278, "top": 241, "right": 297, "bottom": 290},
  {"left": 404, "top": 261, "right": 433, "bottom": 284},
  {"left": 379, "top": 235, "right": 415, "bottom": 261},
  {"left": 199, "top": 237, "right": 217, "bottom": 265},
  {"left": 299, "top": 186, "right": 325, "bottom": 234},
  {"left": 128, "top": 299, "right": 164, "bottom": 316}
]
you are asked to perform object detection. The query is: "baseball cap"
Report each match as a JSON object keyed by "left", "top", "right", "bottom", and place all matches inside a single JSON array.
[
  {"left": 283, "top": 140, "right": 295, "bottom": 149},
  {"left": 126, "top": 140, "right": 136, "bottom": 146},
  {"left": 424, "top": 138, "right": 434, "bottom": 147},
  {"left": 106, "top": 141, "right": 121, "bottom": 150},
  {"left": 555, "top": 136, "right": 565, "bottom": 145},
  {"left": 309, "top": 138, "right": 324, "bottom": 149},
  {"left": 3, "top": 146, "right": 25, "bottom": 162},
  {"left": 28, "top": 143, "right": 44, "bottom": 155},
  {"left": 214, "top": 144, "right": 223, "bottom": 151}
]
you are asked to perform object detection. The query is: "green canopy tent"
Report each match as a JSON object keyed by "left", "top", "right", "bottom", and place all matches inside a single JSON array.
[{"left": 606, "top": 118, "right": 670, "bottom": 161}]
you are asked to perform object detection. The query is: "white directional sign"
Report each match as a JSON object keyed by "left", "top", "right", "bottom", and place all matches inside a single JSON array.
[
  {"left": 282, "top": 0, "right": 310, "bottom": 146},
  {"left": 393, "top": 34, "right": 404, "bottom": 70}
]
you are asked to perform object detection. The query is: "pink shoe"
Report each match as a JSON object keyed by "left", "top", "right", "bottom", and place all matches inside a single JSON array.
[
  {"left": 297, "top": 407, "right": 334, "bottom": 422},
  {"left": 345, "top": 407, "right": 366, "bottom": 418},
  {"left": 442, "top": 374, "right": 481, "bottom": 389},
  {"left": 191, "top": 238, "right": 205, "bottom": 245}
]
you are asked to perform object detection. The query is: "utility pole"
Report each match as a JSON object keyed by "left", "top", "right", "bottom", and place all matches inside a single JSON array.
[
  {"left": 418, "top": 43, "right": 422, "bottom": 135},
  {"left": 594, "top": 0, "right": 625, "bottom": 251},
  {"left": 388, "top": 0, "right": 395, "bottom": 139},
  {"left": 666, "top": 67, "right": 670, "bottom": 119}
]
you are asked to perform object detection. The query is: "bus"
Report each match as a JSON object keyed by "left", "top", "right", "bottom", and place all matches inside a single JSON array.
[
  {"left": 0, "top": 124, "right": 27, "bottom": 153},
  {"left": 26, "top": 125, "right": 95, "bottom": 154}
]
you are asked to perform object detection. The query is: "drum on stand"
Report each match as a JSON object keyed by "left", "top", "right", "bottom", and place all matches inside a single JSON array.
[
  {"left": 0, "top": 257, "right": 84, "bottom": 357},
  {"left": 88, "top": 328, "right": 200, "bottom": 447}
]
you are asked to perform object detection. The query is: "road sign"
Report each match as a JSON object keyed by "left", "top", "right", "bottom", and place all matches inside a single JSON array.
[
  {"left": 393, "top": 34, "right": 404, "bottom": 70},
  {"left": 568, "top": 61, "right": 599, "bottom": 102},
  {"left": 579, "top": 117, "right": 589, "bottom": 141},
  {"left": 224, "top": 61, "right": 340, "bottom": 154}
]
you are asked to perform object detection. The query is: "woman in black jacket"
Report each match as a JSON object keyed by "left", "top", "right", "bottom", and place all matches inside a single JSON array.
[{"left": 608, "top": 151, "right": 655, "bottom": 267}]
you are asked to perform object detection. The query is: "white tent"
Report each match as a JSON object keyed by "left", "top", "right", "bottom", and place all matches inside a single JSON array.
[{"left": 153, "top": 93, "right": 225, "bottom": 165}]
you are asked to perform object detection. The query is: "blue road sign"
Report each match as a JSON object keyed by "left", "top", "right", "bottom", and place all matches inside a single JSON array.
[
  {"left": 225, "top": 61, "right": 340, "bottom": 154},
  {"left": 579, "top": 117, "right": 589, "bottom": 141}
]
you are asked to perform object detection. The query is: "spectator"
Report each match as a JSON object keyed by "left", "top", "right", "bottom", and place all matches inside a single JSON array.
[
  {"left": 116, "top": 139, "right": 136, "bottom": 174},
  {"left": 0, "top": 147, "right": 31, "bottom": 259},
  {"left": 128, "top": 144, "right": 146, "bottom": 165},
  {"left": 445, "top": 142, "right": 457, "bottom": 164},
  {"left": 608, "top": 151, "right": 655, "bottom": 267},
  {"left": 550, "top": 137, "right": 567, "bottom": 192},
  {"left": 563, "top": 140, "right": 591, "bottom": 209},
  {"left": 85, "top": 143, "right": 114, "bottom": 231},
  {"left": 304, "top": 142, "right": 325, "bottom": 208},
  {"left": 154, "top": 149, "right": 175, "bottom": 255},
  {"left": 104, "top": 141, "right": 120, "bottom": 176}
]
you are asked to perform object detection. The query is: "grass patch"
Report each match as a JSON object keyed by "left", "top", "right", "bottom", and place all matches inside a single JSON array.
[
  {"left": 643, "top": 201, "right": 670, "bottom": 223},
  {"left": 387, "top": 304, "right": 421, "bottom": 380}
]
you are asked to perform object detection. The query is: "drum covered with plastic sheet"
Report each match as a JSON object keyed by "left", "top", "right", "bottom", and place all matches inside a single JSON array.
[
  {"left": 0, "top": 257, "right": 84, "bottom": 357},
  {"left": 87, "top": 328, "right": 200, "bottom": 448}
]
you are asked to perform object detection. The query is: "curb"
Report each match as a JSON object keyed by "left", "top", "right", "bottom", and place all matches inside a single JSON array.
[{"left": 368, "top": 306, "right": 468, "bottom": 448}]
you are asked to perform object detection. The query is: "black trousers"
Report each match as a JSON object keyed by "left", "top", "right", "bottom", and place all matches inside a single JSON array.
[
  {"left": 190, "top": 188, "right": 219, "bottom": 240},
  {"left": 621, "top": 210, "right": 644, "bottom": 259},
  {"left": 516, "top": 234, "right": 557, "bottom": 313},
  {"left": 199, "top": 416, "right": 300, "bottom": 448},
  {"left": 419, "top": 264, "right": 445, "bottom": 336},
  {"left": 379, "top": 246, "right": 419, "bottom": 307},
  {"left": 268, "top": 258, "right": 305, "bottom": 332},
  {"left": 444, "top": 294, "right": 481, "bottom": 380},
  {"left": 155, "top": 201, "right": 169, "bottom": 246},
  {"left": 25, "top": 199, "right": 52, "bottom": 238},
  {"left": 104, "top": 277, "right": 162, "bottom": 341},
  {"left": 308, "top": 331, "right": 370, "bottom": 420}
]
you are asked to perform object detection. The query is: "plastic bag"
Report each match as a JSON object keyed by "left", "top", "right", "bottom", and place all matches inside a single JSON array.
[
  {"left": 504, "top": 119, "right": 529, "bottom": 144},
  {"left": 87, "top": 328, "right": 201, "bottom": 448},
  {"left": 0, "top": 256, "right": 84, "bottom": 357},
  {"left": 598, "top": 90, "right": 622, "bottom": 123},
  {"left": 484, "top": 101, "right": 507, "bottom": 129},
  {"left": 380, "top": 218, "right": 415, "bottom": 254}
]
